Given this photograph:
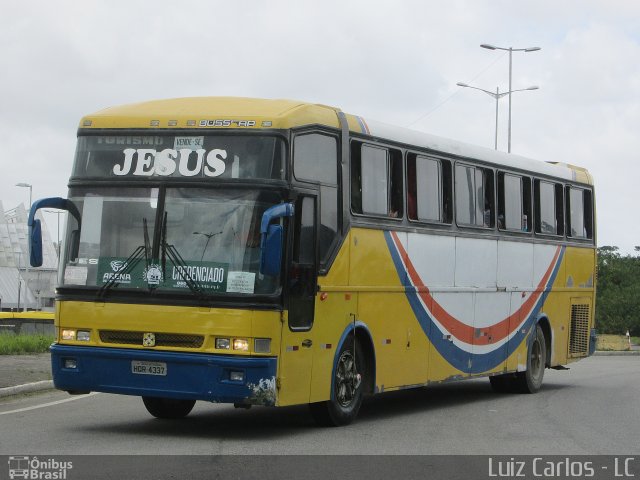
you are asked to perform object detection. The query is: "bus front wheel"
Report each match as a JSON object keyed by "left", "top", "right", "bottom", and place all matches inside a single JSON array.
[
  {"left": 142, "top": 396, "right": 196, "bottom": 419},
  {"left": 309, "top": 335, "right": 366, "bottom": 427}
]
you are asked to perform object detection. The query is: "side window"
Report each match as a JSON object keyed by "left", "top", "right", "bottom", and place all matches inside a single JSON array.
[
  {"left": 361, "top": 145, "right": 388, "bottom": 215},
  {"left": 293, "top": 134, "right": 337, "bottom": 184},
  {"left": 296, "top": 197, "right": 316, "bottom": 264},
  {"left": 455, "top": 164, "right": 494, "bottom": 228},
  {"left": 534, "top": 180, "right": 564, "bottom": 235},
  {"left": 351, "top": 143, "right": 403, "bottom": 218},
  {"left": 407, "top": 154, "right": 451, "bottom": 223},
  {"left": 289, "top": 195, "right": 316, "bottom": 330},
  {"left": 293, "top": 133, "right": 340, "bottom": 267},
  {"left": 566, "top": 186, "right": 593, "bottom": 239},
  {"left": 498, "top": 172, "right": 532, "bottom": 232}
]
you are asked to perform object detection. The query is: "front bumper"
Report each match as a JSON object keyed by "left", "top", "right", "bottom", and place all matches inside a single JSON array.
[{"left": 51, "top": 344, "right": 277, "bottom": 405}]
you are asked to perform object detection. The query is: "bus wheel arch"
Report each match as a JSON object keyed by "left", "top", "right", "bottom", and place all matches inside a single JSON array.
[
  {"left": 309, "top": 323, "right": 376, "bottom": 426},
  {"left": 353, "top": 325, "right": 376, "bottom": 395},
  {"left": 536, "top": 315, "right": 552, "bottom": 367}
]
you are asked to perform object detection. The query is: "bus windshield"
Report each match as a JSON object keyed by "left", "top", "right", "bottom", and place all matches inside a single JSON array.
[{"left": 60, "top": 186, "right": 283, "bottom": 296}]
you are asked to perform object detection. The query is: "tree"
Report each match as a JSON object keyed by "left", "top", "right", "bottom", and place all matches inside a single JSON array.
[{"left": 595, "top": 246, "right": 640, "bottom": 336}]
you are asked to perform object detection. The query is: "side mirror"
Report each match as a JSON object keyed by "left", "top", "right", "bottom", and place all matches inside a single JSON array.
[
  {"left": 261, "top": 225, "right": 283, "bottom": 277},
  {"left": 259, "top": 203, "right": 294, "bottom": 276},
  {"left": 29, "top": 219, "right": 43, "bottom": 267},
  {"left": 28, "top": 197, "right": 82, "bottom": 268}
]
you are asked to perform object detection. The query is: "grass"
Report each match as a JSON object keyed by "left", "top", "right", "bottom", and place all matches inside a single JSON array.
[
  {"left": 0, "top": 333, "right": 54, "bottom": 355},
  {"left": 632, "top": 337, "right": 640, "bottom": 346}
]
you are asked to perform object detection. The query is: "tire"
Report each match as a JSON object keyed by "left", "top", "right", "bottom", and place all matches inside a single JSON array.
[
  {"left": 516, "top": 324, "right": 547, "bottom": 393},
  {"left": 142, "top": 396, "right": 196, "bottom": 419},
  {"left": 310, "top": 335, "right": 366, "bottom": 426}
]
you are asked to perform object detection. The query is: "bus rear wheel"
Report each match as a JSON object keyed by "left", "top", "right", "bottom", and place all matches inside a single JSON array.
[
  {"left": 142, "top": 396, "right": 196, "bottom": 419},
  {"left": 516, "top": 324, "right": 547, "bottom": 393},
  {"left": 310, "top": 335, "right": 366, "bottom": 426}
]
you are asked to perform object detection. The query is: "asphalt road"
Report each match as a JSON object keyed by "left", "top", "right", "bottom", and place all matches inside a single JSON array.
[{"left": 0, "top": 356, "right": 638, "bottom": 456}]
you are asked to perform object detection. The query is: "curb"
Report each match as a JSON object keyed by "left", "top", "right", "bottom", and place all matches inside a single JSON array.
[
  {"left": 594, "top": 350, "right": 640, "bottom": 356},
  {"left": 0, "top": 380, "right": 54, "bottom": 398}
]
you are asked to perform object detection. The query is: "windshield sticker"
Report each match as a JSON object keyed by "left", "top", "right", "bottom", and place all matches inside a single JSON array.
[
  {"left": 64, "top": 266, "right": 88, "bottom": 285},
  {"left": 170, "top": 263, "right": 227, "bottom": 291},
  {"left": 113, "top": 148, "right": 227, "bottom": 177},
  {"left": 226, "top": 271, "right": 256, "bottom": 294},
  {"left": 97, "top": 257, "right": 228, "bottom": 292},
  {"left": 143, "top": 264, "right": 163, "bottom": 285},
  {"left": 174, "top": 136, "right": 204, "bottom": 151}
]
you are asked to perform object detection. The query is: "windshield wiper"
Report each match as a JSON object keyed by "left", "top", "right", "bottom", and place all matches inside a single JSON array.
[
  {"left": 160, "top": 212, "right": 207, "bottom": 298},
  {"left": 97, "top": 217, "right": 153, "bottom": 298}
]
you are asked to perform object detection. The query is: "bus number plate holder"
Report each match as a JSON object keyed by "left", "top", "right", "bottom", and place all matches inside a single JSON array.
[{"left": 131, "top": 360, "right": 167, "bottom": 376}]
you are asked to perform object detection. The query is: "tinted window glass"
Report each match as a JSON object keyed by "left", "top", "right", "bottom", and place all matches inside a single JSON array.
[
  {"left": 569, "top": 187, "right": 586, "bottom": 238},
  {"left": 361, "top": 145, "right": 388, "bottom": 215},
  {"left": 504, "top": 174, "right": 523, "bottom": 230},
  {"left": 538, "top": 181, "right": 556, "bottom": 234},
  {"left": 415, "top": 156, "right": 441, "bottom": 222},
  {"left": 294, "top": 134, "right": 337, "bottom": 184}
]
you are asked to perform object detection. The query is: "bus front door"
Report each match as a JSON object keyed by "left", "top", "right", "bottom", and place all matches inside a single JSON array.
[{"left": 278, "top": 195, "right": 317, "bottom": 406}]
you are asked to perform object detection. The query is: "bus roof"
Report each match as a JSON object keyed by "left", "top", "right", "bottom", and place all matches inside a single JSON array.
[{"left": 79, "top": 96, "right": 591, "bottom": 185}]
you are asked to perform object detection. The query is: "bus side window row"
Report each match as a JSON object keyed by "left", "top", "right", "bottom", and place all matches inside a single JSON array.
[{"left": 350, "top": 142, "right": 594, "bottom": 241}]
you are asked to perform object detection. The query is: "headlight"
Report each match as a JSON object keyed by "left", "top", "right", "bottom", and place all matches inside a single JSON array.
[
  {"left": 61, "top": 329, "right": 76, "bottom": 340},
  {"left": 233, "top": 338, "right": 249, "bottom": 351},
  {"left": 215, "top": 338, "right": 230, "bottom": 350},
  {"left": 76, "top": 330, "right": 91, "bottom": 342}
]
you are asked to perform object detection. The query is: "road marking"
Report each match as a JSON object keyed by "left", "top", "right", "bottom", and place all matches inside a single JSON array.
[{"left": 0, "top": 392, "right": 99, "bottom": 415}]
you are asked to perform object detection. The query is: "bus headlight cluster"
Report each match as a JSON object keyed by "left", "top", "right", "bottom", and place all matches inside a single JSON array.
[{"left": 61, "top": 329, "right": 91, "bottom": 341}]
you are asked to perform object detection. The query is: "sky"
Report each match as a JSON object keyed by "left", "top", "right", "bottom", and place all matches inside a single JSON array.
[{"left": 1, "top": 0, "right": 639, "bottom": 252}]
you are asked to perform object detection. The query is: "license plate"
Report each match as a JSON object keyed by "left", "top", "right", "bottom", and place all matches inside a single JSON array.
[{"left": 131, "top": 360, "right": 167, "bottom": 376}]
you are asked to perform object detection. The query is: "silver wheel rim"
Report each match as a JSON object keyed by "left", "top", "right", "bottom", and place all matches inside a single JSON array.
[
  {"left": 335, "top": 350, "right": 358, "bottom": 407},
  {"left": 530, "top": 337, "right": 543, "bottom": 382}
]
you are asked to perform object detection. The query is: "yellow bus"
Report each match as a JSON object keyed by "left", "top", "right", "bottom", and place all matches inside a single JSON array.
[{"left": 28, "top": 97, "right": 596, "bottom": 425}]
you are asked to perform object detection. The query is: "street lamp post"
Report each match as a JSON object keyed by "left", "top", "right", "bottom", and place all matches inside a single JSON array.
[
  {"left": 456, "top": 82, "right": 539, "bottom": 150},
  {"left": 16, "top": 183, "right": 32, "bottom": 312},
  {"left": 480, "top": 44, "right": 541, "bottom": 153}
]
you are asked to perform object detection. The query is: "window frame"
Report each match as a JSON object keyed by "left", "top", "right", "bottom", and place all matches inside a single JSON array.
[
  {"left": 454, "top": 162, "right": 495, "bottom": 230},
  {"left": 291, "top": 128, "right": 343, "bottom": 274},
  {"left": 566, "top": 185, "right": 594, "bottom": 241},
  {"left": 534, "top": 179, "right": 565, "bottom": 238},
  {"left": 350, "top": 141, "right": 403, "bottom": 221},
  {"left": 497, "top": 171, "right": 532, "bottom": 234},
  {"left": 406, "top": 152, "right": 452, "bottom": 225}
]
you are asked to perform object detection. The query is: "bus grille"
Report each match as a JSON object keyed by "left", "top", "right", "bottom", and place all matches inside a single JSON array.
[
  {"left": 99, "top": 330, "right": 204, "bottom": 348},
  {"left": 569, "top": 304, "right": 590, "bottom": 355}
]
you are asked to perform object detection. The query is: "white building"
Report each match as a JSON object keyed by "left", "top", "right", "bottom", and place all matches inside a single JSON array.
[{"left": 0, "top": 201, "right": 58, "bottom": 311}]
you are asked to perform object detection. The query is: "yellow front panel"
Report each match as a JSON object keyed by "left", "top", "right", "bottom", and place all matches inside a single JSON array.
[{"left": 56, "top": 301, "right": 281, "bottom": 356}]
